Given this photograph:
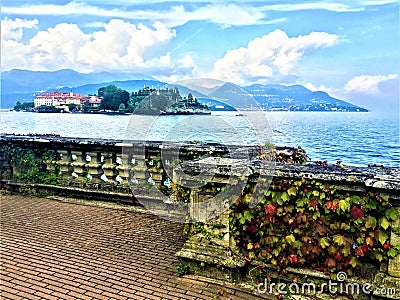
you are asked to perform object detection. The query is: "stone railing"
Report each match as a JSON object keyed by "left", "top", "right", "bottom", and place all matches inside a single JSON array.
[
  {"left": 0, "top": 134, "right": 232, "bottom": 206},
  {"left": 1, "top": 134, "right": 399, "bottom": 299}
]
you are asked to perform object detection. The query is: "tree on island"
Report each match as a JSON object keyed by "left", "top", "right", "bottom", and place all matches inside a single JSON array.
[
  {"left": 68, "top": 103, "right": 77, "bottom": 112},
  {"left": 14, "top": 101, "right": 34, "bottom": 111},
  {"left": 98, "top": 85, "right": 130, "bottom": 111},
  {"left": 82, "top": 101, "right": 91, "bottom": 112}
]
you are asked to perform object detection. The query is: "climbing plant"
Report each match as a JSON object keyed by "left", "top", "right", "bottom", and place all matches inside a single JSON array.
[
  {"left": 2, "top": 145, "right": 61, "bottom": 184},
  {"left": 229, "top": 177, "right": 399, "bottom": 276}
]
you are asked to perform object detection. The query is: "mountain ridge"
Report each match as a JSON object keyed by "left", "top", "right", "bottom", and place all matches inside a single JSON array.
[{"left": 1, "top": 69, "right": 367, "bottom": 112}]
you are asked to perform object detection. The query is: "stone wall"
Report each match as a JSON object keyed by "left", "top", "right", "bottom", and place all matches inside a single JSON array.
[{"left": 1, "top": 134, "right": 399, "bottom": 299}]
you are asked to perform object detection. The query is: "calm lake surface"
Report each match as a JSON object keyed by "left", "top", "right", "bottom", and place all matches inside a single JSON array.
[{"left": 1, "top": 110, "right": 399, "bottom": 167}]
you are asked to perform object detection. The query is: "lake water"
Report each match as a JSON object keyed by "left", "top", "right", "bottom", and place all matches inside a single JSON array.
[{"left": 1, "top": 110, "right": 399, "bottom": 167}]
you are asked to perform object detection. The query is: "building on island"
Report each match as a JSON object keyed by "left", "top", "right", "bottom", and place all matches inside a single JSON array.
[{"left": 34, "top": 91, "right": 102, "bottom": 111}]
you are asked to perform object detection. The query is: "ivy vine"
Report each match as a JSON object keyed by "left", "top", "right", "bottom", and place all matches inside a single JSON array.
[{"left": 229, "top": 178, "right": 399, "bottom": 276}]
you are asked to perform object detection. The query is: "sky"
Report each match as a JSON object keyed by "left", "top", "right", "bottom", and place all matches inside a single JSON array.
[{"left": 1, "top": 0, "right": 399, "bottom": 110}]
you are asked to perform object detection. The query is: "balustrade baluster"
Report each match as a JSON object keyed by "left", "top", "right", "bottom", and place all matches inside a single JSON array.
[
  {"left": 70, "top": 150, "right": 86, "bottom": 187},
  {"left": 57, "top": 150, "right": 73, "bottom": 184},
  {"left": 85, "top": 151, "right": 103, "bottom": 189},
  {"left": 101, "top": 152, "right": 117, "bottom": 190}
]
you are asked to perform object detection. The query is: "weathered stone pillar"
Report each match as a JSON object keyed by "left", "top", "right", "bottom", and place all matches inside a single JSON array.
[
  {"left": 176, "top": 187, "right": 245, "bottom": 282},
  {"left": 85, "top": 151, "right": 103, "bottom": 189},
  {"left": 57, "top": 150, "right": 73, "bottom": 184},
  {"left": 131, "top": 155, "right": 147, "bottom": 184},
  {"left": 43, "top": 150, "right": 58, "bottom": 175},
  {"left": 175, "top": 158, "right": 248, "bottom": 282},
  {"left": 101, "top": 152, "right": 117, "bottom": 190},
  {"left": 70, "top": 151, "right": 86, "bottom": 187},
  {"left": 115, "top": 153, "right": 130, "bottom": 193}
]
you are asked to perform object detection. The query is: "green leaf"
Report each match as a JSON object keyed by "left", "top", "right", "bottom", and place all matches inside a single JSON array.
[
  {"left": 285, "top": 234, "right": 296, "bottom": 245},
  {"left": 350, "top": 195, "right": 360, "bottom": 204},
  {"left": 243, "top": 210, "right": 253, "bottom": 222},
  {"left": 296, "top": 198, "right": 305, "bottom": 208},
  {"left": 312, "top": 211, "right": 320, "bottom": 220},
  {"left": 386, "top": 208, "right": 399, "bottom": 221},
  {"left": 342, "top": 244, "right": 351, "bottom": 257},
  {"left": 287, "top": 187, "right": 297, "bottom": 196},
  {"left": 333, "top": 235, "right": 345, "bottom": 246},
  {"left": 375, "top": 253, "right": 383, "bottom": 262},
  {"left": 378, "top": 231, "right": 388, "bottom": 245},
  {"left": 312, "top": 190, "right": 319, "bottom": 197},
  {"left": 281, "top": 192, "right": 290, "bottom": 202},
  {"left": 379, "top": 217, "right": 390, "bottom": 230},
  {"left": 319, "top": 237, "right": 330, "bottom": 248},
  {"left": 238, "top": 213, "right": 246, "bottom": 225},
  {"left": 387, "top": 248, "right": 398, "bottom": 258},
  {"left": 319, "top": 192, "right": 325, "bottom": 200},
  {"left": 365, "top": 216, "right": 377, "bottom": 229},
  {"left": 349, "top": 257, "right": 358, "bottom": 267},
  {"left": 339, "top": 199, "right": 350, "bottom": 212},
  {"left": 247, "top": 243, "right": 253, "bottom": 250}
]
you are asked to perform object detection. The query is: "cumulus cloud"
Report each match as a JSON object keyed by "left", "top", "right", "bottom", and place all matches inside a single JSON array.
[
  {"left": 209, "top": 29, "right": 340, "bottom": 85},
  {"left": 1, "top": 18, "right": 196, "bottom": 81},
  {"left": 344, "top": 74, "right": 398, "bottom": 94},
  {"left": 304, "top": 83, "right": 340, "bottom": 95},
  {"left": 1, "top": 17, "right": 38, "bottom": 41}
]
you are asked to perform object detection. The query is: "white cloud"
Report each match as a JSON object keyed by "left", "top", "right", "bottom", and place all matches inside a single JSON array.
[
  {"left": 209, "top": 29, "right": 340, "bottom": 85},
  {"left": 261, "top": 0, "right": 398, "bottom": 12},
  {"left": 1, "top": 17, "right": 38, "bottom": 41},
  {"left": 1, "top": 1, "right": 283, "bottom": 28},
  {"left": 304, "top": 82, "right": 340, "bottom": 95},
  {"left": 344, "top": 74, "right": 398, "bottom": 94},
  {"left": 83, "top": 21, "right": 107, "bottom": 29},
  {"left": 1, "top": 18, "right": 197, "bottom": 81}
]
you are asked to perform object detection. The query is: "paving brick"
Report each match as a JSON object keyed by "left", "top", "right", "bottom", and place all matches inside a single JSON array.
[
  {"left": 1, "top": 285, "right": 18, "bottom": 295},
  {"left": 51, "top": 291, "right": 76, "bottom": 300},
  {"left": 1, "top": 193, "right": 270, "bottom": 300},
  {"left": 67, "top": 290, "right": 91, "bottom": 299},
  {"left": 16, "top": 292, "right": 40, "bottom": 300},
  {"left": 85, "top": 290, "right": 109, "bottom": 299}
]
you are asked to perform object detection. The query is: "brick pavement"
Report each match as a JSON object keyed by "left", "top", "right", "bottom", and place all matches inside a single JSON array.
[{"left": 0, "top": 193, "right": 273, "bottom": 300}]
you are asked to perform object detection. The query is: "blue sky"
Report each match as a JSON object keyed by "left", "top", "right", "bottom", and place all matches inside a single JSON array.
[{"left": 1, "top": 0, "right": 399, "bottom": 110}]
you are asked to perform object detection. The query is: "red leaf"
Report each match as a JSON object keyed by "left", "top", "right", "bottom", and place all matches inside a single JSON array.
[
  {"left": 361, "top": 244, "right": 370, "bottom": 255},
  {"left": 334, "top": 253, "right": 343, "bottom": 261},
  {"left": 309, "top": 199, "right": 319, "bottom": 209},
  {"left": 325, "top": 201, "right": 339, "bottom": 210},
  {"left": 265, "top": 204, "right": 277, "bottom": 215},
  {"left": 355, "top": 246, "right": 365, "bottom": 257},
  {"left": 288, "top": 254, "right": 298, "bottom": 264},
  {"left": 325, "top": 257, "right": 336, "bottom": 268},
  {"left": 383, "top": 242, "right": 391, "bottom": 250},
  {"left": 315, "top": 224, "right": 328, "bottom": 236},
  {"left": 351, "top": 206, "right": 365, "bottom": 219}
]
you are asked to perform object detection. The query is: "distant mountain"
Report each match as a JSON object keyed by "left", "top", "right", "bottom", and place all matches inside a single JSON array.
[
  {"left": 1, "top": 69, "right": 367, "bottom": 112},
  {"left": 242, "top": 84, "right": 368, "bottom": 111},
  {"left": 207, "top": 82, "right": 367, "bottom": 112}
]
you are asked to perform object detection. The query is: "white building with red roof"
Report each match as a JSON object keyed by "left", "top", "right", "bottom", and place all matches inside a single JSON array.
[{"left": 34, "top": 91, "right": 102, "bottom": 111}]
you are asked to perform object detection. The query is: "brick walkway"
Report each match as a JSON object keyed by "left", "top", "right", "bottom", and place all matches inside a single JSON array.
[{"left": 1, "top": 193, "right": 272, "bottom": 300}]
